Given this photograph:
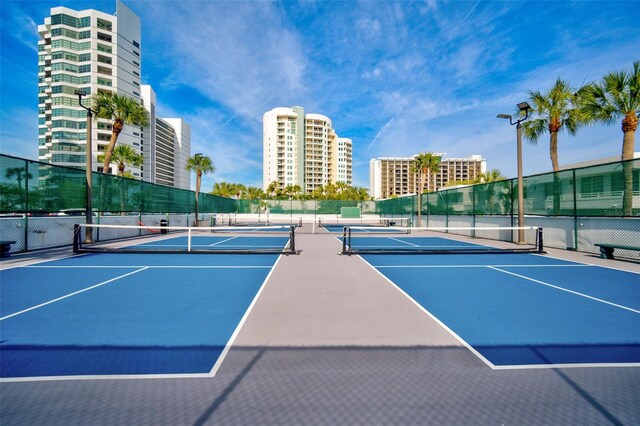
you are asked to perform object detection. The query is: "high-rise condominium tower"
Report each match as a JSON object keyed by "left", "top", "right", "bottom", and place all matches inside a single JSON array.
[
  {"left": 263, "top": 106, "right": 352, "bottom": 193},
  {"left": 37, "top": 1, "right": 143, "bottom": 177}
]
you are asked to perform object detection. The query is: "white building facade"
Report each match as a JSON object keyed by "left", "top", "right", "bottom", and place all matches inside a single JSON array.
[
  {"left": 263, "top": 106, "right": 352, "bottom": 193},
  {"left": 370, "top": 154, "right": 486, "bottom": 199},
  {"left": 38, "top": 1, "right": 142, "bottom": 177},
  {"left": 140, "top": 85, "right": 190, "bottom": 190}
]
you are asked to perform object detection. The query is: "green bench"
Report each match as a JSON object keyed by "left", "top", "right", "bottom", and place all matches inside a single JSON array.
[
  {"left": 594, "top": 243, "right": 640, "bottom": 260},
  {"left": 0, "top": 240, "right": 16, "bottom": 258}
]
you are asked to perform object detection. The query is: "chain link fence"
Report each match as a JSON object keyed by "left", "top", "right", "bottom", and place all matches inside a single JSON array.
[
  {"left": 1, "top": 154, "right": 639, "bottom": 259},
  {"left": 376, "top": 158, "right": 640, "bottom": 259}
]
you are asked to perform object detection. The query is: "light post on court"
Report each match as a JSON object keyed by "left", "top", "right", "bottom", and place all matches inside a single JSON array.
[{"left": 497, "top": 101, "right": 532, "bottom": 245}]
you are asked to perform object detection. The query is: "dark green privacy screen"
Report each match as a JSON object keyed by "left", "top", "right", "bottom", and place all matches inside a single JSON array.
[{"left": 1, "top": 154, "right": 638, "bottom": 218}]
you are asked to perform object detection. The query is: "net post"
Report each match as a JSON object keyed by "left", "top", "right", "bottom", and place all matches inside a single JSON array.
[
  {"left": 537, "top": 227, "right": 544, "bottom": 253},
  {"left": 73, "top": 223, "right": 81, "bottom": 253},
  {"left": 187, "top": 228, "right": 192, "bottom": 252},
  {"left": 342, "top": 226, "right": 347, "bottom": 254},
  {"left": 289, "top": 225, "right": 296, "bottom": 253}
]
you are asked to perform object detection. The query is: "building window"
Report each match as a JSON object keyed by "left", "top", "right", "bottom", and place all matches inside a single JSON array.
[
  {"left": 97, "top": 32, "right": 112, "bottom": 42},
  {"left": 580, "top": 176, "right": 604, "bottom": 196}
]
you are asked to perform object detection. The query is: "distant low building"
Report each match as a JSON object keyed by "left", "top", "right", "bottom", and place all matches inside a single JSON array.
[
  {"left": 557, "top": 153, "right": 640, "bottom": 171},
  {"left": 369, "top": 154, "right": 486, "bottom": 199}
]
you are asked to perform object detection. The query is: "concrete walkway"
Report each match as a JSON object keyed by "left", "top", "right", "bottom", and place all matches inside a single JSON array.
[{"left": 235, "top": 232, "right": 460, "bottom": 348}]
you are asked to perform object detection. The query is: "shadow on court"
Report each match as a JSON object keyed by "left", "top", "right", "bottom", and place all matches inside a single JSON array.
[{"left": 2, "top": 345, "right": 638, "bottom": 425}]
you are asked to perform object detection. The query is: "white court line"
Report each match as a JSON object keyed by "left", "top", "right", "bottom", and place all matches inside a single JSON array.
[
  {"left": 373, "top": 264, "right": 592, "bottom": 268},
  {"left": 356, "top": 255, "right": 496, "bottom": 370},
  {"left": 531, "top": 252, "right": 640, "bottom": 275},
  {"left": 489, "top": 266, "right": 640, "bottom": 314},
  {"left": 209, "top": 236, "right": 238, "bottom": 246},
  {"left": 22, "top": 265, "right": 272, "bottom": 269},
  {"left": 387, "top": 237, "right": 419, "bottom": 247},
  {"left": 209, "top": 254, "right": 284, "bottom": 376},
  {"left": 0, "top": 268, "right": 148, "bottom": 321}
]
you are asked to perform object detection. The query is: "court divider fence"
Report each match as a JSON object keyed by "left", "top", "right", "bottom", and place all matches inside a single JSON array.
[{"left": 1, "top": 153, "right": 639, "bottom": 258}]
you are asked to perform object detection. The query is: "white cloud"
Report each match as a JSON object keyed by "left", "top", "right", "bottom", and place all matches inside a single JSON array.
[{"left": 145, "top": 1, "right": 307, "bottom": 122}]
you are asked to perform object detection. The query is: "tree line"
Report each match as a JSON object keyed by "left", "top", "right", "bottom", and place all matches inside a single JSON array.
[{"left": 211, "top": 181, "right": 371, "bottom": 201}]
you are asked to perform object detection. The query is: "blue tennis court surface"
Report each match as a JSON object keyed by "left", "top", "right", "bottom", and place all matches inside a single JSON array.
[
  {"left": 362, "top": 250, "right": 640, "bottom": 368},
  {"left": 0, "top": 250, "right": 281, "bottom": 378}
]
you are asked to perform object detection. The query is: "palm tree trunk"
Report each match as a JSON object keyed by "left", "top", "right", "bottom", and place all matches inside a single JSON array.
[
  {"left": 99, "top": 123, "right": 122, "bottom": 215},
  {"left": 102, "top": 121, "right": 123, "bottom": 173},
  {"left": 549, "top": 131, "right": 562, "bottom": 215},
  {"left": 416, "top": 173, "right": 422, "bottom": 227},
  {"left": 194, "top": 171, "right": 202, "bottom": 226},
  {"left": 621, "top": 129, "right": 636, "bottom": 216}
]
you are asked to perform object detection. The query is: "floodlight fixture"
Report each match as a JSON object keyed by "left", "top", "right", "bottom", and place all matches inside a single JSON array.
[
  {"left": 517, "top": 101, "right": 532, "bottom": 112},
  {"left": 496, "top": 101, "right": 532, "bottom": 244}
]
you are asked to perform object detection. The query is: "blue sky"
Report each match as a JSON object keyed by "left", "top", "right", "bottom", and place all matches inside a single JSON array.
[{"left": 1, "top": 0, "right": 639, "bottom": 193}]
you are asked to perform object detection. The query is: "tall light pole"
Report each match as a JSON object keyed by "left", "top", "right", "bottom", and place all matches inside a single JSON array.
[
  {"left": 497, "top": 101, "right": 531, "bottom": 244},
  {"left": 75, "top": 90, "right": 96, "bottom": 242}
]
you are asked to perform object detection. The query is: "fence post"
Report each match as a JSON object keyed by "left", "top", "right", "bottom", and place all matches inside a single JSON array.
[
  {"left": 445, "top": 191, "right": 449, "bottom": 231},
  {"left": 472, "top": 185, "right": 476, "bottom": 238},
  {"left": 510, "top": 179, "right": 515, "bottom": 242},
  {"left": 24, "top": 161, "right": 29, "bottom": 251},
  {"left": 573, "top": 169, "right": 578, "bottom": 251}
]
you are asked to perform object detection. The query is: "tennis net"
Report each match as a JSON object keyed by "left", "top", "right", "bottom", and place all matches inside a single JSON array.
[
  {"left": 318, "top": 217, "right": 409, "bottom": 229},
  {"left": 340, "top": 225, "right": 544, "bottom": 255},
  {"left": 73, "top": 223, "right": 298, "bottom": 255}
]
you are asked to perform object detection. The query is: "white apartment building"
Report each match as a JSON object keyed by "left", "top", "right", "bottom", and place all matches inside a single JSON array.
[
  {"left": 333, "top": 137, "right": 353, "bottom": 184},
  {"left": 263, "top": 106, "right": 352, "bottom": 193},
  {"left": 370, "top": 154, "right": 486, "bottom": 199},
  {"left": 140, "top": 85, "right": 190, "bottom": 190},
  {"left": 37, "top": 1, "right": 144, "bottom": 177}
]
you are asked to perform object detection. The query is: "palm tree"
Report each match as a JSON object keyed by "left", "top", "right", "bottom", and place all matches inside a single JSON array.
[
  {"left": 98, "top": 145, "right": 143, "bottom": 213},
  {"left": 522, "top": 78, "right": 586, "bottom": 214},
  {"left": 93, "top": 92, "right": 148, "bottom": 174},
  {"left": 211, "top": 182, "right": 236, "bottom": 198},
  {"left": 283, "top": 184, "right": 302, "bottom": 200},
  {"left": 98, "top": 145, "right": 143, "bottom": 177},
  {"left": 245, "top": 186, "right": 265, "bottom": 200},
  {"left": 411, "top": 153, "right": 441, "bottom": 227},
  {"left": 186, "top": 153, "right": 215, "bottom": 226},
  {"left": 4, "top": 167, "right": 33, "bottom": 211},
  {"left": 523, "top": 79, "right": 586, "bottom": 171},
  {"left": 582, "top": 61, "right": 640, "bottom": 216},
  {"left": 5, "top": 166, "right": 32, "bottom": 189},
  {"left": 480, "top": 169, "right": 506, "bottom": 183},
  {"left": 266, "top": 181, "right": 281, "bottom": 199},
  {"left": 232, "top": 183, "right": 247, "bottom": 199}
]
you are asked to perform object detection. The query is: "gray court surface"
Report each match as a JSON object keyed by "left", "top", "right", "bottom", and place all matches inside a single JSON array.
[{"left": 1, "top": 233, "right": 639, "bottom": 425}]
